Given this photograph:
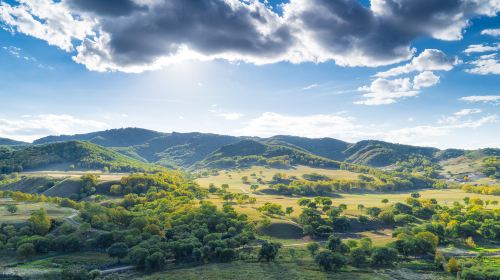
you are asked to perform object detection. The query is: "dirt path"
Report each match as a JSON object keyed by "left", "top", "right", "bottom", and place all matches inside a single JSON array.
[
  {"left": 100, "top": 265, "right": 135, "bottom": 275},
  {"left": 63, "top": 210, "right": 80, "bottom": 227}
]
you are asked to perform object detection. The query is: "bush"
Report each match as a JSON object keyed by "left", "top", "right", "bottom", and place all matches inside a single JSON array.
[
  {"left": 17, "top": 243, "right": 36, "bottom": 259},
  {"left": 315, "top": 251, "right": 346, "bottom": 271}
]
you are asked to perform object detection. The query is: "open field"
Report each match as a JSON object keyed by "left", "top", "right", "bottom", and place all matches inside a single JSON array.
[
  {"left": 21, "top": 171, "right": 128, "bottom": 181},
  {"left": 1, "top": 251, "right": 115, "bottom": 278},
  {"left": 197, "top": 166, "right": 499, "bottom": 245},
  {"left": 134, "top": 261, "right": 393, "bottom": 280},
  {"left": 198, "top": 166, "right": 499, "bottom": 218},
  {"left": 0, "top": 198, "right": 74, "bottom": 224},
  {"left": 196, "top": 166, "right": 370, "bottom": 194}
]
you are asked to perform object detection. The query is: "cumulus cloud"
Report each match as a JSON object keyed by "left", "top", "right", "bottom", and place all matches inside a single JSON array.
[
  {"left": 356, "top": 77, "right": 418, "bottom": 105},
  {"left": 464, "top": 43, "right": 500, "bottom": 54},
  {"left": 481, "top": 28, "right": 500, "bottom": 37},
  {"left": 356, "top": 69, "right": 440, "bottom": 105},
  {"left": 375, "top": 49, "right": 457, "bottom": 78},
  {"left": 1, "top": 0, "right": 499, "bottom": 72},
  {"left": 0, "top": 114, "right": 107, "bottom": 142},
  {"left": 413, "top": 71, "right": 440, "bottom": 89},
  {"left": 459, "top": 95, "right": 500, "bottom": 104},
  {"left": 466, "top": 53, "right": 500, "bottom": 75},
  {"left": 0, "top": 0, "right": 95, "bottom": 51}
]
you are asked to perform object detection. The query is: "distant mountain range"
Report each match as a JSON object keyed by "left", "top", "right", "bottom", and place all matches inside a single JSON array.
[{"left": 1, "top": 127, "right": 498, "bottom": 173}]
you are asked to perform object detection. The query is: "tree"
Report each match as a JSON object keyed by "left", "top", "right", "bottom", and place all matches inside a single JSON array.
[
  {"left": 80, "top": 174, "right": 98, "bottom": 197},
  {"left": 285, "top": 207, "right": 294, "bottom": 216},
  {"left": 434, "top": 251, "right": 446, "bottom": 270},
  {"left": 381, "top": 198, "right": 389, "bottom": 204},
  {"left": 327, "top": 235, "right": 342, "bottom": 252},
  {"left": 107, "top": 242, "right": 128, "bottom": 263},
  {"left": 109, "top": 184, "right": 122, "bottom": 195},
  {"left": 446, "top": 257, "right": 459, "bottom": 275},
  {"left": 378, "top": 211, "right": 395, "bottom": 225},
  {"left": 250, "top": 184, "right": 259, "bottom": 193},
  {"left": 258, "top": 203, "right": 284, "bottom": 216},
  {"left": 145, "top": 252, "right": 165, "bottom": 272},
  {"left": 17, "top": 243, "right": 36, "bottom": 259},
  {"left": 315, "top": 251, "right": 346, "bottom": 271},
  {"left": 258, "top": 241, "right": 281, "bottom": 262},
  {"left": 307, "top": 242, "right": 320, "bottom": 256},
  {"left": 61, "top": 265, "right": 91, "bottom": 280},
  {"left": 241, "top": 176, "right": 249, "bottom": 184},
  {"left": 371, "top": 247, "right": 398, "bottom": 266},
  {"left": 29, "top": 208, "right": 51, "bottom": 235},
  {"left": 6, "top": 204, "right": 17, "bottom": 214},
  {"left": 349, "top": 247, "right": 369, "bottom": 267},
  {"left": 130, "top": 247, "right": 149, "bottom": 269},
  {"left": 411, "top": 192, "right": 421, "bottom": 199}
]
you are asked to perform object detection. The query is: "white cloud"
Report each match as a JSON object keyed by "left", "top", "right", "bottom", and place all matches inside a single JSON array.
[
  {"left": 236, "top": 112, "right": 362, "bottom": 140},
  {"left": 219, "top": 113, "right": 244, "bottom": 121},
  {"left": 382, "top": 115, "right": 498, "bottom": 146},
  {"left": 464, "top": 43, "right": 500, "bottom": 54},
  {"left": 3, "top": 45, "right": 21, "bottom": 57},
  {"left": 481, "top": 28, "right": 500, "bottom": 37},
  {"left": 356, "top": 77, "right": 418, "bottom": 105},
  {"left": 375, "top": 49, "right": 456, "bottom": 78},
  {"left": 0, "top": 114, "right": 107, "bottom": 142},
  {"left": 0, "top": 0, "right": 95, "bottom": 52},
  {"left": 453, "top": 108, "right": 482, "bottom": 116},
  {"left": 236, "top": 112, "right": 499, "bottom": 148},
  {"left": 466, "top": 53, "right": 500, "bottom": 75},
  {"left": 439, "top": 108, "right": 483, "bottom": 124},
  {"left": 303, "top": 84, "right": 319, "bottom": 90},
  {"left": 413, "top": 71, "right": 440, "bottom": 89},
  {"left": 1, "top": 0, "right": 498, "bottom": 73},
  {"left": 459, "top": 95, "right": 500, "bottom": 104}
]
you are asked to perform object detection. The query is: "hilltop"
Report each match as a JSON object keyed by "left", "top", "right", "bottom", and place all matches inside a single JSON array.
[
  {"left": 0, "top": 140, "right": 163, "bottom": 173},
  {"left": 4, "top": 128, "right": 496, "bottom": 178}
]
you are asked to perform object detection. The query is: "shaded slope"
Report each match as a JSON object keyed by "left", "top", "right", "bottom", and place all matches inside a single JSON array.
[{"left": 0, "top": 141, "right": 162, "bottom": 173}]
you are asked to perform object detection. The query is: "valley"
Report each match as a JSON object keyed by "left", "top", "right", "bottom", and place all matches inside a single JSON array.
[{"left": 0, "top": 128, "right": 498, "bottom": 279}]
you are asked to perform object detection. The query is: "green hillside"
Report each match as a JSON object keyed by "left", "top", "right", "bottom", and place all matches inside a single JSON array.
[
  {"left": 343, "top": 140, "right": 439, "bottom": 167},
  {"left": 26, "top": 128, "right": 500, "bottom": 170},
  {"left": 0, "top": 141, "right": 163, "bottom": 173},
  {"left": 199, "top": 139, "right": 345, "bottom": 170},
  {"left": 33, "top": 127, "right": 163, "bottom": 147},
  {"left": 0, "top": 137, "right": 27, "bottom": 146}
]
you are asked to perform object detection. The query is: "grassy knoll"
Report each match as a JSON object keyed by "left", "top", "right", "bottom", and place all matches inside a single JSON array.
[
  {"left": 0, "top": 198, "right": 74, "bottom": 224},
  {"left": 2, "top": 252, "right": 115, "bottom": 278}
]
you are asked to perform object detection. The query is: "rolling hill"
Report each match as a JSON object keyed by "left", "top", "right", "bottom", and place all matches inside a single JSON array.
[
  {"left": 20, "top": 128, "right": 500, "bottom": 171},
  {"left": 0, "top": 141, "right": 163, "bottom": 173},
  {"left": 0, "top": 137, "right": 27, "bottom": 146}
]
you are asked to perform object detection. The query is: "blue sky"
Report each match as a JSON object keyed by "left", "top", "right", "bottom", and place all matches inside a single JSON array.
[{"left": 0, "top": 0, "right": 499, "bottom": 149}]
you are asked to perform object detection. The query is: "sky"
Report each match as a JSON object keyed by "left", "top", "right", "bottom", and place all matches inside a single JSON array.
[{"left": 0, "top": 0, "right": 499, "bottom": 149}]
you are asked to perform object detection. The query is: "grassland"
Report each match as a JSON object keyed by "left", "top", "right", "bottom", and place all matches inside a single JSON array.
[
  {"left": 0, "top": 198, "right": 74, "bottom": 224},
  {"left": 131, "top": 247, "right": 453, "bottom": 280},
  {"left": 20, "top": 171, "right": 128, "bottom": 181},
  {"left": 197, "top": 166, "right": 499, "bottom": 246},
  {"left": 1, "top": 252, "right": 115, "bottom": 278}
]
